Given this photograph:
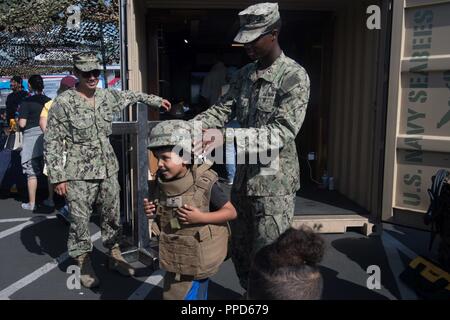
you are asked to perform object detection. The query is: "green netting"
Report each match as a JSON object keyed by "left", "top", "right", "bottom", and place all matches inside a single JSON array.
[{"left": 0, "top": 0, "right": 119, "bottom": 76}]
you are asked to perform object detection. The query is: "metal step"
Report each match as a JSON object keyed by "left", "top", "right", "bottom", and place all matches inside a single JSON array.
[{"left": 293, "top": 214, "right": 375, "bottom": 236}]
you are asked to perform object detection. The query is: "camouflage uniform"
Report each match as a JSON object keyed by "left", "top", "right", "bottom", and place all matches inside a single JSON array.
[
  {"left": 44, "top": 53, "right": 164, "bottom": 258},
  {"left": 191, "top": 3, "right": 310, "bottom": 289}
]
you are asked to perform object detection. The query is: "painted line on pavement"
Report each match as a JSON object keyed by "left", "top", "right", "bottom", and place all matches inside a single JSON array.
[
  {"left": 128, "top": 269, "right": 165, "bottom": 300},
  {"left": 0, "top": 216, "right": 56, "bottom": 240},
  {"left": 381, "top": 231, "right": 419, "bottom": 300},
  {"left": 0, "top": 231, "right": 101, "bottom": 300},
  {"left": 0, "top": 218, "right": 32, "bottom": 223},
  {"left": 382, "top": 231, "right": 417, "bottom": 260}
]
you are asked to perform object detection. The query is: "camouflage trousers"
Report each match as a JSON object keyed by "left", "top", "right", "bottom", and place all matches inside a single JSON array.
[
  {"left": 230, "top": 192, "right": 295, "bottom": 290},
  {"left": 66, "top": 174, "right": 121, "bottom": 258}
]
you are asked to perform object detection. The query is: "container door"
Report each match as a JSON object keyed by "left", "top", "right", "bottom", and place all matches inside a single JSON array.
[{"left": 383, "top": 0, "right": 450, "bottom": 228}]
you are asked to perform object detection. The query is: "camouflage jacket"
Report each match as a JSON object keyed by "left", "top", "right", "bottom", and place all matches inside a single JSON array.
[
  {"left": 192, "top": 53, "right": 310, "bottom": 196},
  {"left": 44, "top": 89, "right": 162, "bottom": 184}
]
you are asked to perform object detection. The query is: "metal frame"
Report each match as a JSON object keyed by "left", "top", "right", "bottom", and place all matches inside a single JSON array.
[
  {"left": 370, "top": 0, "right": 395, "bottom": 225},
  {"left": 112, "top": 102, "right": 159, "bottom": 269},
  {"left": 382, "top": 0, "right": 450, "bottom": 227},
  {"left": 382, "top": 0, "right": 405, "bottom": 221}
]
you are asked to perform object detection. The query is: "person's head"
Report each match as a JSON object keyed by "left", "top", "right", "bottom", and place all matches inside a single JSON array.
[
  {"left": 147, "top": 120, "right": 193, "bottom": 181},
  {"left": 234, "top": 2, "right": 282, "bottom": 61},
  {"left": 57, "top": 76, "right": 77, "bottom": 95},
  {"left": 28, "top": 74, "right": 44, "bottom": 93},
  {"left": 151, "top": 146, "right": 190, "bottom": 180},
  {"left": 247, "top": 226, "right": 325, "bottom": 300},
  {"left": 72, "top": 52, "right": 102, "bottom": 91},
  {"left": 10, "top": 76, "right": 23, "bottom": 91}
]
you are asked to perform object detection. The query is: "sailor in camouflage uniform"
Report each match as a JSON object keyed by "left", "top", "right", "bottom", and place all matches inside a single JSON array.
[
  {"left": 191, "top": 3, "right": 310, "bottom": 290},
  {"left": 44, "top": 52, "right": 171, "bottom": 288}
]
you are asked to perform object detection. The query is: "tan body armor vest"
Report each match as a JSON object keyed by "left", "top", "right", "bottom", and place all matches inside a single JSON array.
[{"left": 154, "top": 164, "right": 229, "bottom": 280}]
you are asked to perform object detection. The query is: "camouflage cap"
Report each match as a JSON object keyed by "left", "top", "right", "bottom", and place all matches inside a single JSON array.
[
  {"left": 148, "top": 120, "right": 192, "bottom": 153},
  {"left": 234, "top": 2, "right": 280, "bottom": 44},
  {"left": 73, "top": 52, "right": 102, "bottom": 72}
]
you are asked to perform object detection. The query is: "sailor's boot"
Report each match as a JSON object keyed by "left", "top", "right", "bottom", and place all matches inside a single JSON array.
[
  {"left": 108, "top": 245, "right": 135, "bottom": 277},
  {"left": 76, "top": 253, "right": 100, "bottom": 288}
]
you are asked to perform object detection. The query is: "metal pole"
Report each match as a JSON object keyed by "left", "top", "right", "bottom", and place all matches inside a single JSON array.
[
  {"left": 136, "top": 102, "right": 150, "bottom": 249},
  {"left": 112, "top": 111, "right": 159, "bottom": 268},
  {"left": 100, "top": 20, "right": 108, "bottom": 89},
  {"left": 118, "top": 1, "right": 130, "bottom": 229},
  {"left": 119, "top": 0, "right": 128, "bottom": 91}
]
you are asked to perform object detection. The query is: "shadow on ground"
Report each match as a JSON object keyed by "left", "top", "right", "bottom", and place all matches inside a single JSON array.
[
  {"left": 208, "top": 281, "right": 242, "bottom": 300},
  {"left": 330, "top": 234, "right": 400, "bottom": 298},
  {"left": 18, "top": 215, "right": 164, "bottom": 299},
  {"left": 320, "top": 265, "right": 389, "bottom": 300},
  {"left": 20, "top": 217, "right": 69, "bottom": 263}
]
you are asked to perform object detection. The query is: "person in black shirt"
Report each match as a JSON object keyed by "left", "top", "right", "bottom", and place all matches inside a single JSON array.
[
  {"left": 6, "top": 76, "right": 28, "bottom": 122},
  {"left": 18, "top": 75, "right": 51, "bottom": 211},
  {"left": 19, "top": 92, "right": 51, "bottom": 130}
]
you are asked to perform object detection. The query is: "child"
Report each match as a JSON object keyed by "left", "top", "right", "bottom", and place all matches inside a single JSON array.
[
  {"left": 247, "top": 226, "right": 325, "bottom": 300},
  {"left": 144, "top": 120, "right": 237, "bottom": 300}
]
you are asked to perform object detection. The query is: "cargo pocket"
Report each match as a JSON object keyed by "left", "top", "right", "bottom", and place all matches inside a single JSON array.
[
  {"left": 159, "top": 232, "right": 201, "bottom": 276},
  {"left": 236, "top": 97, "right": 249, "bottom": 124},
  {"left": 70, "top": 114, "right": 94, "bottom": 143},
  {"left": 256, "top": 98, "right": 276, "bottom": 126},
  {"left": 197, "top": 225, "right": 228, "bottom": 278},
  {"left": 254, "top": 199, "right": 284, "bottom": 252},
  {"left": 65, "top": 180, "right": 83, "bottom": 204},
  {"left": 257, "top": 214, "right": 282, "bottom": 242},
  {"left": 102, "top": 111, "right": 113, "bottom": 136}
]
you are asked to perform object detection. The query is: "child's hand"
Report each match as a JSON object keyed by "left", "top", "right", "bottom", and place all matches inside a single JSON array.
[
  {"left": 177, "top": 204, "right": 205, "bottom": 224},
  {"left": 144, "top": 198, "right": 156, "bottom": 218}
]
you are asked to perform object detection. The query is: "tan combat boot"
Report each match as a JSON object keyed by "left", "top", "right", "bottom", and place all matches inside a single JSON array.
[
  {"left": 76, "top": 253, "right": 100, "bottom": 288},
  {"left": 108, "top": 245, "right": 135, "bottom": 277}
]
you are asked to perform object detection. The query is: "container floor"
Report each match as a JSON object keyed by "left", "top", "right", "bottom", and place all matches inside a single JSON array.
[{"left": 295, "top": 185, "right": 370, "bottom": 216}]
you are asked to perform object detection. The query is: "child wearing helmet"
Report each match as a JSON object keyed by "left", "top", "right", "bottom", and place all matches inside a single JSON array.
[{"left": 144, "top": 119, "right": 237, "bottom": 300}]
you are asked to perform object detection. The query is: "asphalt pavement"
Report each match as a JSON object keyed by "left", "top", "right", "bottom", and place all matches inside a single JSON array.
[{"left": 0, "top": 193, "right": 441, "bottom": 300}]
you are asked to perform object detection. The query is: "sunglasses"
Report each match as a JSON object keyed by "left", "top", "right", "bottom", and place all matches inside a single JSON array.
[{"left": 80, "top": 70, "right": 101, "bottom": 78}]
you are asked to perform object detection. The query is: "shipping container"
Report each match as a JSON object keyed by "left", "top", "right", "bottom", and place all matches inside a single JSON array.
[
  {"left": 122, "top": 0, "right": 450, "bottom": 232},
  {"left": 383, "top": 0, "right": 450, "bottom": 228}
]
